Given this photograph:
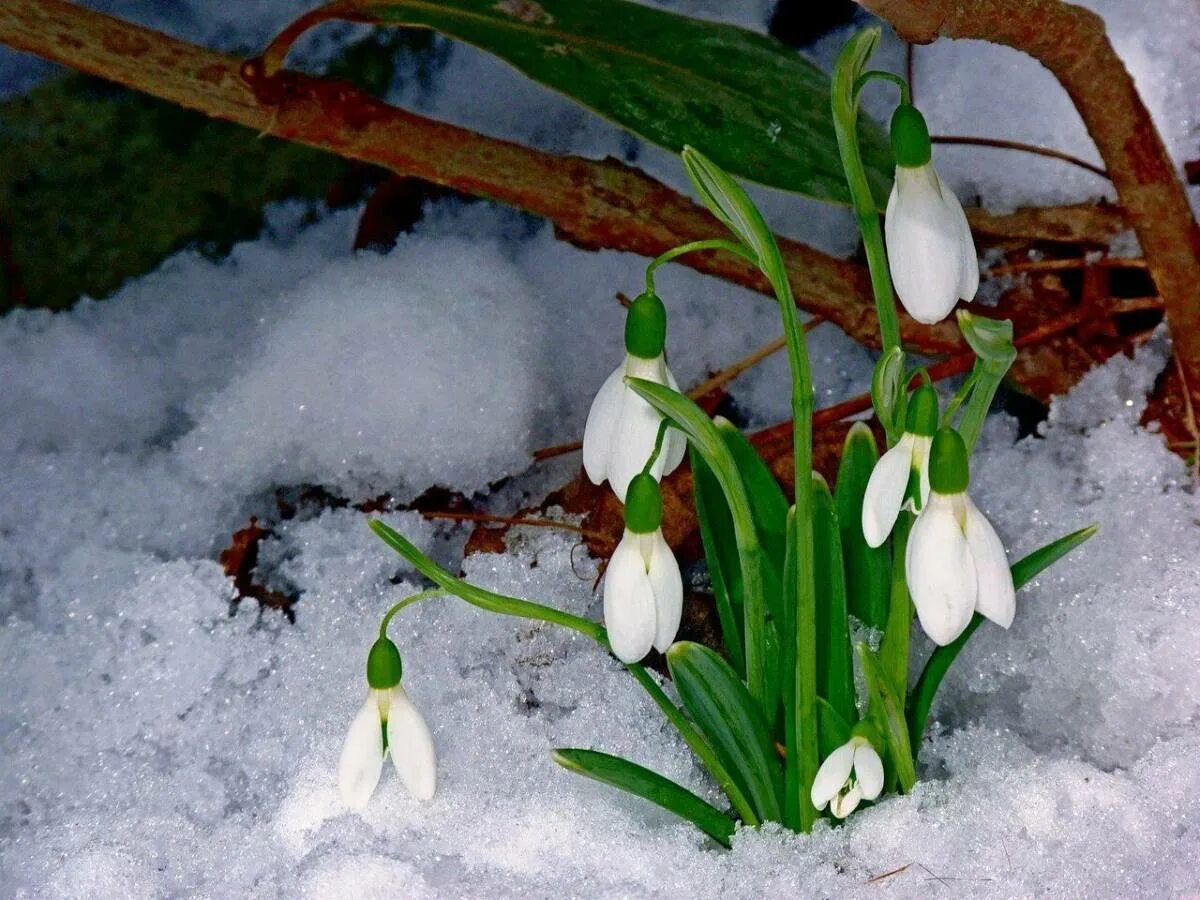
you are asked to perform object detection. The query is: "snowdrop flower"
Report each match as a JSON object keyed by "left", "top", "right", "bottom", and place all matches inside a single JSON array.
[
  {"left": 884, "top": 104, "right": 979, "bottom": 324},
  {"left": 603, "top": 473, "right": 683, "bottom": 663},
  {"left": 811, "top": 735, "right": 884, "bottom": 819},
  {"left": 906, "top": 428, "right": 1016, "bottom": 646},
  {"left": 338, "top": 635, "right": 436, "bottom": 808},
  {"left": 583, "top": 291, "right": 686, "bottom": 502},
  {"left": 862, "top": 383, "right": 939, "bottom": 547}
]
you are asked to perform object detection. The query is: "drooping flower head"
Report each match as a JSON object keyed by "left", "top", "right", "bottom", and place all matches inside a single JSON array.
[
  {"left": 906, "top": 428, "right": 1016, "bottom": 645},
  {"left": 811, "top": 734, "right": 884, "bottom": 819},
  {"left": 884, "top": 104, "right": 979, "bottom": 324},
  {"left": 862, "top": 382, "right": 939, "bottom": 547},
  {"left": 583, "top": 291, "right": 686, "bottom": 502},
  {"left": 603, "top": 473, "right": 683, "bottom": 663},
  {"left": 338, "top": 634, "right": 437, "bottom": 808}
]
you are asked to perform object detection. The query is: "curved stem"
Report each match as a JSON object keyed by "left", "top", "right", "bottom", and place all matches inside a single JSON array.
[
  {"left": 853, "top": 69, "right": 910, "bottom": 105},
  {"left": 646, "top": 239, "right": 757, "bottom": 294},
  {"left": 832, "top": 31, "right": 903, "bottom": 357},
  {"left": 379, "top": 588, "right": 445, "bottom": 638},
  {"left": 641, "top": 419, "right": 671, "bottom": 475},
  {"left": 367, "top": 518, "right": 759, "bottom": 825}
]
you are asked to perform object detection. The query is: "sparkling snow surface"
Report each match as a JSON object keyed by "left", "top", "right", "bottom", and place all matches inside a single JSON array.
[{"left": 3, "top": 0, "right": 1200, "bottom": 896}]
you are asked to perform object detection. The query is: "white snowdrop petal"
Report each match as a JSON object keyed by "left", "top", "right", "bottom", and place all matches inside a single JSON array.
[
  {"left": 337, "top": 694, "right": 385, "bottom": 809},
  {"left": 603, "top": 532, "right": 658, "bottom": 663},
  {"left": 830, "top": 784, "right": 863, "bottom": 819},
  {"left": 810, "top": 741, "right": 856, "bottom": 809},
  {"left": 862, "top": 435, "right": 914, "bottom": 548},
  {"left": 385, "top": 686, "right": 438, "bottom": 802},
  {"left": 658, "top": 363, "right": 687, "bottom": 476},
  {"left": 581, "top": 363, "right": 627, "bottom": 486},
  {"left": 906, "top": 494, "right": 977, "bottom": 645},
  {"left": 853, "top": 744, "right": 885, "bottom": 800},
  {"left": 963, "top": 496, "right": 1016, "bottom": 628},
  {"left": 937, "top": 171, "right": 980, "bottom": 301},
  {"left": 606, "top": 354, "right": 672, "bottom": 502},
  {"left": 646, "top": 531, "right": 683, "bottom": 653},
  {"left": 885, "top": 165, "right": 962, "bottom": 324},
  {"left": 607, "top": 393, "right": 665, "bottom": 503}
]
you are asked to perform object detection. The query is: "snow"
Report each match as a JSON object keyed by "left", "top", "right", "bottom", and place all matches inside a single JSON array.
[
  {"left": 2, "top": 195, "right": 1198, "bottom": 895},
  {"left": 3, "top": 0, "right": 1200, "bottom": 896}
]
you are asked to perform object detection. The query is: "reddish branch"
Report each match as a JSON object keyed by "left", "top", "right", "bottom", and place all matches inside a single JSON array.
[{"left": 859, "top": 0, "right": 1200, "bottom": 401}]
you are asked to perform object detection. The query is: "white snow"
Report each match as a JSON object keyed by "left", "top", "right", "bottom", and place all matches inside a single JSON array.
[{"left": 3, "top": 0, "right": 1200, "bottom": 896}]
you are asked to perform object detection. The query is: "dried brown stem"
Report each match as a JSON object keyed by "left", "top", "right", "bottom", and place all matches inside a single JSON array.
[
  {"left": 858, "top": 0, "right": 1200, "bottom": 404},
  {"left": 931, "top": 135, "right": 1109, "bottom": 180}
]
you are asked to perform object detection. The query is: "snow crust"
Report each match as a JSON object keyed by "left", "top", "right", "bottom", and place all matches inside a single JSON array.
[{"left": 3, "top": 0, "right": 1200, "bottom": 896}]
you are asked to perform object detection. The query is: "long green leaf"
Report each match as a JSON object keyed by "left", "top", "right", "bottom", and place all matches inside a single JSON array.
[
  {"left": 667, "top": 642, "right": 784, "bottom": 823},
  {"left": 907, "top": 524, "right": 1098, "bottom": 753},
  {"left": 553, "top": 749, "right": 736, "bottom": 847},
  {"left": 627, "top": 378, "right": 771, "bottom": 707},
  {"left": 691, "top": 445, "right": 746, "bottom": 675},
  {"left": 780, "top": 507, "right": 801, "bottom": 829},
  {"left": 715, "top": 417, "right": 789, "bottom": 571},
  {"left": 263, "top": 0, "right": 891, "bottom": 202},
  {"left": 858, "top": 644, "right": 917, "bottom": 792},
  {"left": 812, "top": 473, "right": 855, "bottom": 727},
  {"left": 835, "top": 423, "right": 891, "bottom": 629}
]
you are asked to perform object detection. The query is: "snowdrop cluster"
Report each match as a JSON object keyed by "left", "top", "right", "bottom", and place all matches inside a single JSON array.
[{"left": 337, "top": 29, "right": 1089, "bottom": 849}]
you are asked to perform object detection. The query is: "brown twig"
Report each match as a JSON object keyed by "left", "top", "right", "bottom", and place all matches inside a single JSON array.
[
  {"left": 931, "top": 135, "right": 1109, "bottom": 179},
  {"left": 987, "top": 257, "right": 1147, "bottom": 276},
  {"left": 857, "top": 0, "right": 1200, "bottom": 407},
  {"left": 419, "top": 509, "right": 610, "bottom": 543}
]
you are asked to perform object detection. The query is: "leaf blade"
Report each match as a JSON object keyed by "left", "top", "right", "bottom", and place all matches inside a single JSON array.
[
  {"left": 907, "top": 524, "right": 1099, "bottom": 753},
  {"left": 667, "top": 641, "right": 784, "bottom": 823},
  {"left": 262, "top": 0, "right": 892, "bottom": 201},
  {"left": 552, "top": 748, "right": 736, "bottom": 847}
]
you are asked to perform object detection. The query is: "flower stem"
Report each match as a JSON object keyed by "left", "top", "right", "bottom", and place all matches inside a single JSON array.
[
  {"left": 367, "top": 518, "right": 760, "bottom": 825},
  {"left": 832, "top": 30, "right": 904, "bottom": 356},
  {"left": 641, "top": 419, "right": 671, "bottom": 475},
  {"left": 378, "top": 588, "right": 445, "bottom": 638},
  {"left": 645, "top": 239, "right": 757, "bottom": 294}
]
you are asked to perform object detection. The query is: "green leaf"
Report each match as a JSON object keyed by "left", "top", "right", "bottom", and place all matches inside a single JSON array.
[
  {"left": 780, "top": 507, "right": 801, "bottom": 829},
  {"left": 835, "top": 423, "right": 891, "bottom": 629},
  {"left": 815, "top": 697, "right": 853, "bottom": 758},
  {"left": 812, "top": 474, "right": 856, "bottom": 727},
  {"left": 691, "top": 445, "right": 746, "bottom": 675},
  {"left": 954, "top": 311, "right": 1018, "bottom": 452},
  {"left": 627, "top": 378, "right": 771, "bottom": 707},
  {"left": 870, "top": 347, "right": 907, "bottom": 442},
  {"left": 907, "top": 524, "right": 1098, "bottom": 754},
  {"left": 552, "top": 749, "right": 736, "bottom": 847},
  {"left": 667, "top": 642, "right": 784, "bottom": 823},
  {"left": 858, "top": 643, "right": 917, "bottom": 792},
  {"left": 264, "top": 1, "right": 891, "bottom": 203},
  {"left": 715, "top": 417, "right": 789, "bottom": 570}
]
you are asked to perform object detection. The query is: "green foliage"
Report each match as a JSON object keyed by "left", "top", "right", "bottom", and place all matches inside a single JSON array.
[
  {"left": 834, "top": 423, "right": 891, "bottom": 629},
  {"left": 666, "top": 642, "right": 783, "bottom": 823},
  {"left": 907, "top": 524, "right": 1098, "bottom": 751},
  {"left": 552, "top": 749, "right": 737, "bottom": 847},
  {"left": 281, "top": 0, "right": 892, "bottom": 202}
]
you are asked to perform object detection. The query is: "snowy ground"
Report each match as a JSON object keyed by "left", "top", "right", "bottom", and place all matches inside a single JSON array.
[{"left": 3, "top": 1, "right": 1200, "bottom": 897}]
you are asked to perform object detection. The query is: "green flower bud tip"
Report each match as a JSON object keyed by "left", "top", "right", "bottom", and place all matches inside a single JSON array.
[
  {"left": 890, "top": 103, "right": 932, "bottom": 168},
  {"left": 623, "top": 472, "right": 663, "bottom": 533},
  {"left": 928, "top": 427, "right": 969, "bottom": 494},
  {"left": 366, "top": 636, "right": 403, "bottom": 689},
  {"left": 905, "top": 384, "right": 940, "bottom": 437},
  {"left": 624, "top": 291, "right": 667, "bottom": 359}
]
